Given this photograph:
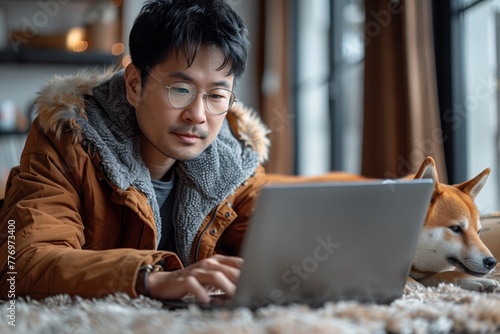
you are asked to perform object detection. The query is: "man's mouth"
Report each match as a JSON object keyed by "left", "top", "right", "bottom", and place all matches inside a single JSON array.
[
  {"left": 176, "top": 132, "right": 201, "bottom": 138},
  {"left": 447, "top": 257, "right": 489, "bottom": 277},
  {"left": 174, "top": 132, "right": 203, "bottom": 143}
]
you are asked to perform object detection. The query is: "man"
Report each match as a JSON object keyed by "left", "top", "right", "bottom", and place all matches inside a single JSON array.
[{"left": 0, "top": 0, "right": 270, "bottom": 303}]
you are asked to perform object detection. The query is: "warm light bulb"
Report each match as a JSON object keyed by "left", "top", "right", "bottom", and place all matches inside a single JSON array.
[
  {"left": 122, "top": 55, "right": 132, "bottom": 67},
  {"left": 111, "top": 43, "right": 125, "bottom": 56},
  {"left": 66, "top": 27, "right": 88, "bottom": 52}
]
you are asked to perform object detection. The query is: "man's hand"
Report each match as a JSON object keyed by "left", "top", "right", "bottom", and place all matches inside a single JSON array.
[{"left": 147, "top": 255, "right": 243, "bottom": 303}]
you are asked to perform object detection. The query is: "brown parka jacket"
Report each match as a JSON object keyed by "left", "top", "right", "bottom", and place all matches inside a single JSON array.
[{"left": 0, "top": 69, "right": 271, "bottom": 299}]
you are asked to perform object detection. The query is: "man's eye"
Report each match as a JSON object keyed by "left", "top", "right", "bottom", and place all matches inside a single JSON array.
[
  {"left": 209, "top": 94, "right": 225, "bottom": 100},
  {"left": 173, "top": 88, "right": 190, "bottom": 95},
  {"left": 449, "top": 225, "right": 462, "bottom": 233}
]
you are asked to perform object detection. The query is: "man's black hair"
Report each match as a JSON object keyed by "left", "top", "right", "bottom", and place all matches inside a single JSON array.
[{"left": 129, "top": 0, "right": 249, "bottom": 86}]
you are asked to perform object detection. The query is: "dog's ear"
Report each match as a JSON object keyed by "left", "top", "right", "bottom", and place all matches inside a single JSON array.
[
  {"left": 414, "top": 156, "right": 439, "bottom": 183},
  {"left": 454, "top": 168, "right": 490, "bottom": 201},
  {"left": 413, "top": 156, "right": 441, "bottom": 194}
]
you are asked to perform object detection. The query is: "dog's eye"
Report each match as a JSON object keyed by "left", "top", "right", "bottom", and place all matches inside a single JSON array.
[{"left": 449, "top": 225, "right": 462, "bottom": 234}]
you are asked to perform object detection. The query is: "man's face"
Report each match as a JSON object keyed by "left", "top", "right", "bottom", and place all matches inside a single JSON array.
[{"left": 125, "top": 45, "right": 234, "bottom": 165}]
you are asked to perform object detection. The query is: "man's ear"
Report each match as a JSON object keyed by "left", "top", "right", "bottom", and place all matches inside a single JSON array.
[{"left": 124, "top": 64, "right": 142, "bottom": 107}]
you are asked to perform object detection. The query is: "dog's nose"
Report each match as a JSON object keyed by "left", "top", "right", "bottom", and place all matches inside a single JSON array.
[{"left": 483, "top": 257, "right": 497, "bottom": 270}]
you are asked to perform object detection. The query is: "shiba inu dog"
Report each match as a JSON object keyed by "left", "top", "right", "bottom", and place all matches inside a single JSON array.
[{"left": 409, "top": 157, "right": 499, "bottom": 292}]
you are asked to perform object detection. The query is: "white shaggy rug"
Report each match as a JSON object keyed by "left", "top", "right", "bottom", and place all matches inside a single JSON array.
[{"left": 1, "top": 269, "right": 500, "bottom": 334}]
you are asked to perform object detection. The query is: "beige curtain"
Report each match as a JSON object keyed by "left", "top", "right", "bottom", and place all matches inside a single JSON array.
[{"left": 362, "top": 0, "right": 448, "bottom": 181}]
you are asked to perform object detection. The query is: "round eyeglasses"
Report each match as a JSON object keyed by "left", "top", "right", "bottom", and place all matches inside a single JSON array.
[{"left": 147, "top": 71, "right": 237, "bottom": 115}]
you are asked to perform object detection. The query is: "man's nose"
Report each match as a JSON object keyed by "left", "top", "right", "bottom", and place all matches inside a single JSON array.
[{"left": 182, "top": 93, "right": 207, "bottom": 123}]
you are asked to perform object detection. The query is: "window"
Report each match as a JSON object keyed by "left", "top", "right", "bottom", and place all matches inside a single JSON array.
[
  {"left": 454, "top": 0, "right": 499, "bottom": 212},
  {"left": 294, "top": 0, "right": 364, "bottom": 175}
]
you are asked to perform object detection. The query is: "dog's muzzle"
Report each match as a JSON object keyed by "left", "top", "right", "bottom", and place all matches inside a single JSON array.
[{"left": 447, "top": 256, "right": 497, "bottom": 276}]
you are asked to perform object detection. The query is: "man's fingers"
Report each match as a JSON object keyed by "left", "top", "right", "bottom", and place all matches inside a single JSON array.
[
  {"left": 197, "top": 256, "right": 243, "bottom": 284},
  {"left": 211, "top": 254, "right": 244, "bottom": 269},
  {"left": 182, "top": 275, "right": 211, "bottom": 303},
  {"left": 188, "top": 268, "right": 237, "bottom": 296},
  {"left": 150, "top": 271, "right": 214, "bottom": 302},
  {"left": 147, "top": 255, "right": 244, "bottom": 302}
]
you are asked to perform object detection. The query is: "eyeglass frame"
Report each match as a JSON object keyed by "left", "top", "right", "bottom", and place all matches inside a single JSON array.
[{"left": 146, "top": 71, "right": 237, "bottom": 115}]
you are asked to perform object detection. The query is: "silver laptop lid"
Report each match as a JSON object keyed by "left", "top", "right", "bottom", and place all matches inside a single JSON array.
[{"left": 232, "top": 179, "right": 434, "bottom": 309}]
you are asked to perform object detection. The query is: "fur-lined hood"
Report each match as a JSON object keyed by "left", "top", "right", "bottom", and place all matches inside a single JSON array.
[{"left": 34, "top": 68, "right": 270, "bottom": 163}]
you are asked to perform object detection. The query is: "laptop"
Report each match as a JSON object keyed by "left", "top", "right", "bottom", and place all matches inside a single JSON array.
[{"left": 162, "top": 179, "right": 434, "bottom": 310}]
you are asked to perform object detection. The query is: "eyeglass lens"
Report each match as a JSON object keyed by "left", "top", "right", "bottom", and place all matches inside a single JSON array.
[{"left": 168, "top": 82, "right": 234, "bottom": 114}]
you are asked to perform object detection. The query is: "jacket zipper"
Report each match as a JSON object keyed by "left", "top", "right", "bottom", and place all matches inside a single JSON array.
[{"left": 193, "top": 207, "right": 219, "bottom": 262}]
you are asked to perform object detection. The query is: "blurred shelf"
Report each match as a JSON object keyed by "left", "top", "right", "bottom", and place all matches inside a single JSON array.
[
  {"left": 0, "top": 49, "right": 120, "bottom": 65},
  {"left": 0, "top": 130, "right": 29, "bottom": 136}
]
